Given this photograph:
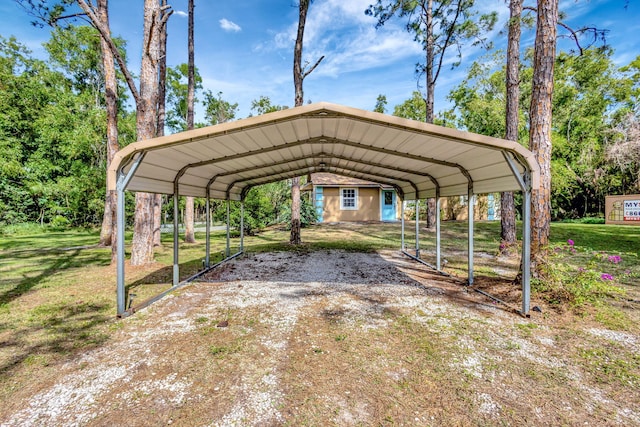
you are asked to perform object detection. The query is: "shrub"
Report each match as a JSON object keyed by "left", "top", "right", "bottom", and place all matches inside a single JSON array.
[
  {"left": 560, "top": 217, "right": 605, "bottom": 224},
  {"left": 0, "top": 222, "right": 43, "bottom": 236},
  {"left": 50, "top": 215, "right": 71, "bottom": 229},
  {"left": 279, "top": 196, "right": 316, "bottom": 229},
  {"left": 535, "top": 263, "right": 623, "bottom": 308},
  {"left": 533, "top": 240, "right": 626, "bottom": 311}
]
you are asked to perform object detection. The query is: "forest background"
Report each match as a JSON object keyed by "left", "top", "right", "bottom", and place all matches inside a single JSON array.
[{"left": 0, "top": 0, "right": 639, "bottom": 233}]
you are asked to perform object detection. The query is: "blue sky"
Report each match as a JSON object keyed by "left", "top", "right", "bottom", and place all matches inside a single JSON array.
[{"left": 2, "top": 0, "right": 639, "bottom": 120}]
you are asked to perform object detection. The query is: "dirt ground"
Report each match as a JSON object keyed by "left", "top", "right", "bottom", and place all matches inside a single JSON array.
[{"left": 1, "top": 249, "right": 639, "bottom": 426}]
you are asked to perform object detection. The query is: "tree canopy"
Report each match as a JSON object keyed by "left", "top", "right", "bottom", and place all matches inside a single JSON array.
[{"left": 447, "top": 47, "right": 639, "bottom": 219}]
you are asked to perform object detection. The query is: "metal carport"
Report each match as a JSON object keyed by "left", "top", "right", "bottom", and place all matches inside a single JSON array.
[{"left": 107, "top": 102, "right": 540, "bottom": 317}]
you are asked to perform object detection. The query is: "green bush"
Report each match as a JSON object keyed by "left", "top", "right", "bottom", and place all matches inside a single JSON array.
[
  {"left": 50, "top": 215, "right": 71, "bottom": 228},
  {"left": 535, "top": 263, "right": 623, "bottom": 308},
  {"left": 0, "top": 222, "right": 44, "bottom": 236},
  {"left": 533, "top": 242, "right": 626, "bottom": 310},
  {"left": 560, "top": 217, "right": 605, "bottom": 224},
  {"left": 279, "top": 196, "right": 317, "bottom": 229}
]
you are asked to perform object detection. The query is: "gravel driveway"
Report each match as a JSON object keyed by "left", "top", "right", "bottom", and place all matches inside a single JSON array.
[{"left": 2, "top": 250, "right": 638, "bottom": 426}]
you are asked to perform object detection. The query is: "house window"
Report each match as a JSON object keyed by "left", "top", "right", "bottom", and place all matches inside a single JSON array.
[
  {"left": 459, "top": 195, "right": 477, "bottom": 206},
  {"left": 340, "top": 188, "right": 358, "bottom": 210}
]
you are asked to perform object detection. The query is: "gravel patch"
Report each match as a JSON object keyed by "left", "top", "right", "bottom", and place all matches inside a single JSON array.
[
  {"left": 2, "top": 249, "right": 638, "bottom": 426},
  {"left": 588, "top": 327, "right": 639, "bottom": 352}
]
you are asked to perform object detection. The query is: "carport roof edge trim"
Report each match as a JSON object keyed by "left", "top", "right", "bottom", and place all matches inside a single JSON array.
[{"left": 107, "top": 101, "right": 540, "bottom": 198}]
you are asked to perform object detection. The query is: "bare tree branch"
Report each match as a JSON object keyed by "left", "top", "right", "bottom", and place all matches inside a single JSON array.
[
  {"left": 15, "top": 1, "right": 91, "bottom": 28},
  {"left": 55, "top": 12, "right": 87, "bottom": 21},
  {"left": 161, "top": 8, "right": 173, "bottom": 25},
  {"left": 302, "top": 55, "right": 325, "bottom": 79},
  {"left": 432, "top": 0, "right": 463, "bottom": 85},
  {"left": 76, "top": 0, "right": 140, "bottom": 103},
  {"left": 523, "top": 5, "right": 607, "bottom": 55},
  {"left": 558, "top": 20, "right": 584, "bottom": 55}
]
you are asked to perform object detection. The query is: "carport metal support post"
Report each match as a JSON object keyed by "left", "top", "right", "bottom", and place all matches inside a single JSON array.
[
  {"left": 468, "top": 184, "right": 474, "bottom": 285},
  {"left": 240, "top": 201, "right": 244, "bottom": 251},
  {"left": 502, "top": 152, "right": 532, "bottom": 315},
  {"left": 116, "top": 184, "right": 126, "bottom": 315},
  {"left": 173, "top": 184, "right": 180, "bottom": 287},
  {"left": 415, "top": 199, "right": 420, "bottom": 258},
  {"left": 225, "top": 199, "right": 230, "bottom": 257},
  {"left": 522, "top": 184, "right": 531, "bottom": 314},
  {"left": 116, "top": 153, "right": 145, "bottom": 316},
  {"left": 436, "top": 192, "right": 441, "bottom": 270},
  {"left": 205, "top": 186, "right": 211, "bottom": 268},
  {"left": 401, "top": 200, "right": 405, "bottom": 250}
]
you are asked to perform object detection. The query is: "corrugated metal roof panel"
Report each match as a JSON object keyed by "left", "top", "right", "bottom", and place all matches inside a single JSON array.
[{"left": 108, "top": 102, "right": 539, "bottom": 201}]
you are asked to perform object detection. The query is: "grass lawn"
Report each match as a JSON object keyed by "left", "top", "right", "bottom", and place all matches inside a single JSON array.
[{"left": 0, "top": 220, "right": 638, "bottom": 420}]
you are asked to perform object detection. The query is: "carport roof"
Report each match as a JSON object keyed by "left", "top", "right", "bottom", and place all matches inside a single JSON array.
[{"left": 107, "top": 102, "right": 539, "bottom": 201}]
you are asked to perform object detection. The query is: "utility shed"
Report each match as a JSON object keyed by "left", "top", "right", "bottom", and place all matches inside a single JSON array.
[{"left": 108, "top": 102, "right": 540, "bottom": 317}]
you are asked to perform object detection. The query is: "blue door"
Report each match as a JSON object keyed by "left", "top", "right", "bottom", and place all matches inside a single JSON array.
[
  {"left": 315, "top": 187, "right": 324, "bottom": 223},
  {"left": 487, "top": 193, "right": 495, "bottom": 220},
  {"left": 381, "top": 190, "right": 396, "bottom": 221}
]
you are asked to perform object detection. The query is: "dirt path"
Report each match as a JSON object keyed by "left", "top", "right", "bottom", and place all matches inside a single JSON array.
[{"left": 2, "top": 250, "right": 638, "bottom": 426}]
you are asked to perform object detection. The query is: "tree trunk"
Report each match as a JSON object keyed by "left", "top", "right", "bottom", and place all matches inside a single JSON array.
[
  {"left": 426, "top": 198, "right": 436, "bottom": 229},
  {"left": 500, "top": 0, "right": 523, "bottom": 252},
  {"left": 290, "top": 0, "right": 309, "bottom": 245},
  {"left": 500, "top": 192, "right": 516, "bottom": 247},
  {"left": 94, "top": 1, "right": 117, "bottom": 258},
  {"left": 184, "top": 196, "right": 196, "bottom": 243},
  {"left": 100, "top": 10, "right": 119, "bottom": 263},
  {"left": 293, "top": 0, "right": 307, "bottom": 108},
  {"left": 424, "top": 0, "right": 434, "bottom": 124},
  {"left": 290, "top": 176, "right": 301, "bottom": 245},
  {"left": 101, "top": 191, "right": 113, "bottom": 247},
  {"left": 424, "top": 0, "right": 436, "bottom": 229},
  {"left": 153, "top": 194, "right": 162, "bottom": 246},
  {"left": 187, "top": 0, "right": 195, "bottom": 130},
  {"left": 154, "top": 0, "right": 169, "bottom": 247},
  {"left": 184, "top": 0, "right": 196, "bottom": 244},
  {"left": 529, "top": 0, "right": 558, "bottom": 276},
  {"left": 109, "top": 190, "right": 118, "bottom": 263},
  {"left": 131, "top": 0, "right": 161, "bottom": 266},
  {"left": 131, "top": 193, "right": 155, "bottom": 264}
]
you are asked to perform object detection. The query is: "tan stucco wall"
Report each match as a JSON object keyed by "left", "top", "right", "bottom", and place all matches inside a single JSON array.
[
  {"left": 440, "top": 196, "right": 490, "bottom": 221},
  {"left": 605, "top": 195, "right": 640, "bottom": 225},
  {"left": 322, "top": 187, "right": 381, "bottom": 222}
]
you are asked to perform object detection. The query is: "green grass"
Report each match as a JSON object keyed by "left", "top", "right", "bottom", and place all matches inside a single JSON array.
[
  {"left": 579, "top": 346, "right": 640, "bottom": 387},
  {"left": 0, "top": 220, "right": 638, "bottom": 391},
  {"left": 0, "top": 220, "right": 638, "bottom": 424},
  {"left": 550, "top": 223, "right": 640, "bottom": 255},
  {"left": 209, "top": 345, "right": 235, "bottom": 357},
  {"left": 2, "top": 221, "right": 638, "bottom": 307}
]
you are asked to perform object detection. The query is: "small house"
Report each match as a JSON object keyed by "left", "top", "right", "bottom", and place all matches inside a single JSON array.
[{"left": 303, "top": 173, "right": 401, "bottom": 222}]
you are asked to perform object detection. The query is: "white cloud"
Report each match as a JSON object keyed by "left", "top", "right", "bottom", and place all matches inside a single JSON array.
[
  {"left": 310, "top": 28, "right": 422, "bottom": 78},
  {"left": 269, "top": 0, "right": 420, "bottom": 77},
  {"left": 174, "top": 10, "right": 188, "bottom": 18},
  {"left": 220, "top": 18, "right": 242, "bottom": 32}
]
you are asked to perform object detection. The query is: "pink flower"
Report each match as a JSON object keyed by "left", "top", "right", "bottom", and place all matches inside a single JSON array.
[
  {"left": 607, "top": 255, "right": 621, "bottom": 264},
  {"left": 567, "top": 239, "right": 574, "bottom": 246},
  {"left": 601, "top": 273, "right": 614, "bottom": 281}
]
